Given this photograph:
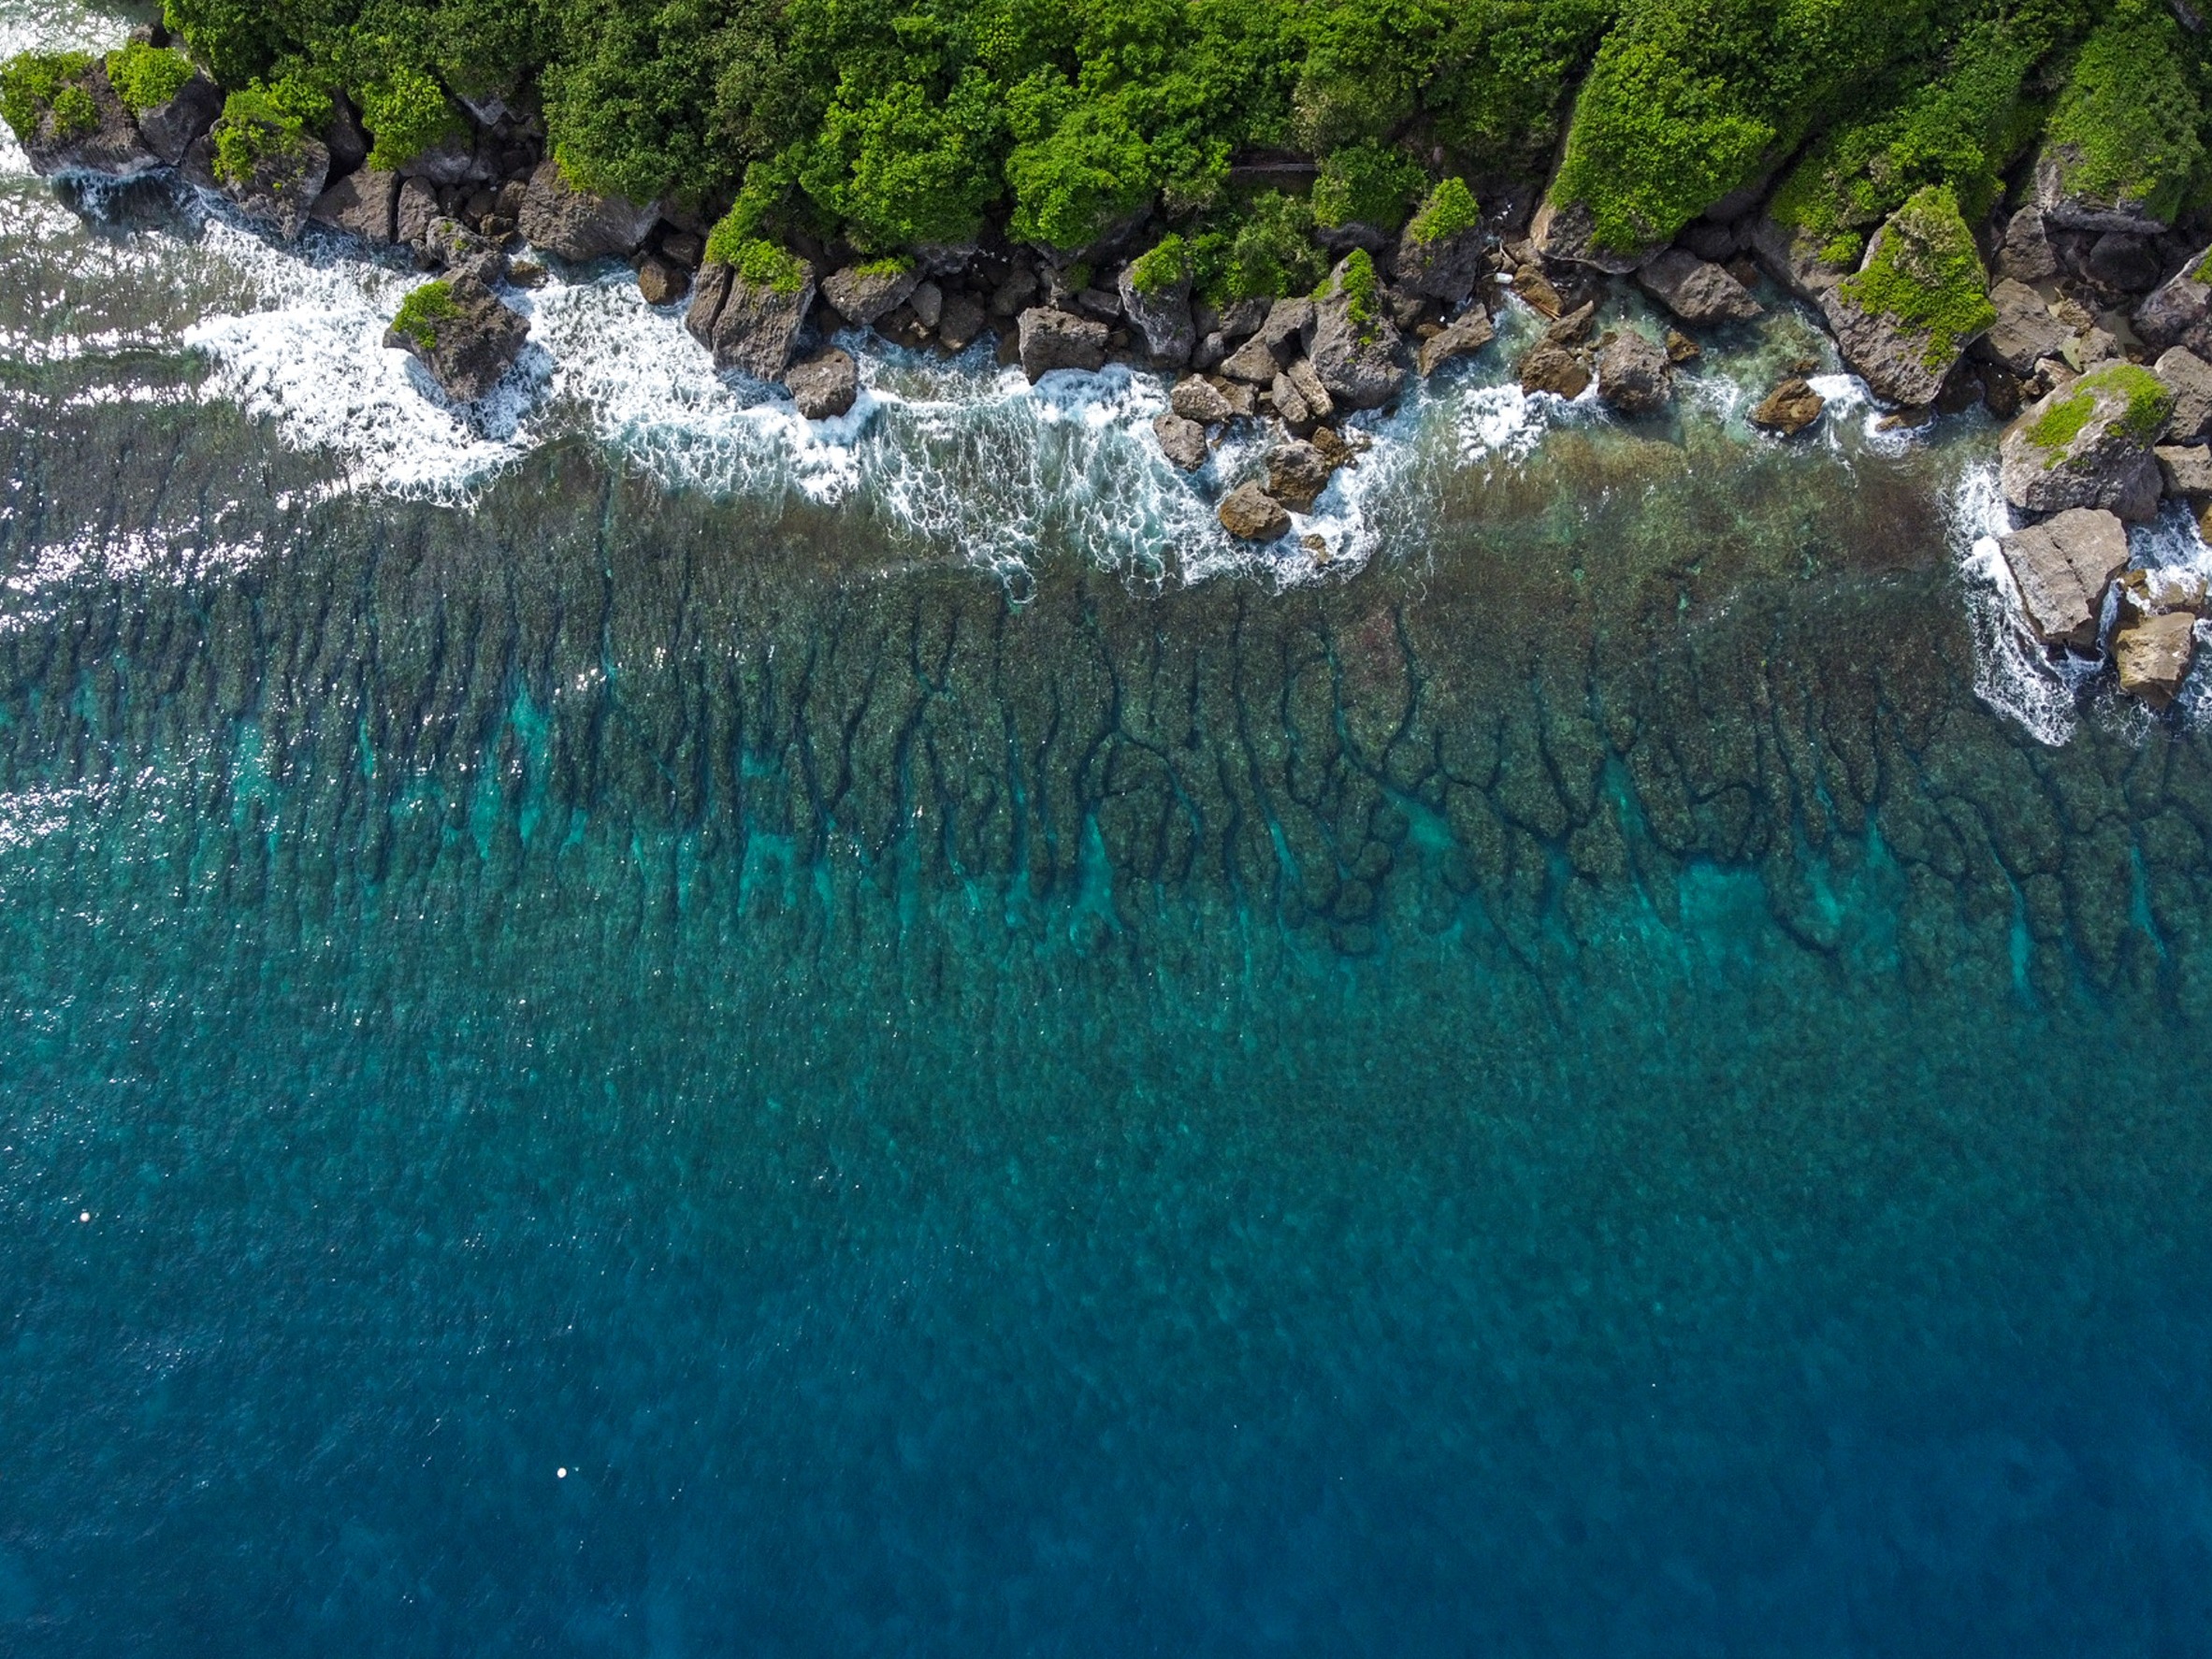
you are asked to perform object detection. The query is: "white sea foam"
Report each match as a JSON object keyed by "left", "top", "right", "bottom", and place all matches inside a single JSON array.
[{"left": 1952, "top": 461, "right": 2089, "bottom": 746}]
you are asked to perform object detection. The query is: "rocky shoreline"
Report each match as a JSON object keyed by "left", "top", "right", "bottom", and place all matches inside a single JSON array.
[{"left": 10, "top": 22, "right": 2212, "bottom": 714}]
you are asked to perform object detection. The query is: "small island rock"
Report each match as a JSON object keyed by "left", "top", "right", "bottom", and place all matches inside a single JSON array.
[
  {"left": 384, "top": 274, "right": 528, "bottom": 402},
  {"left": 1016, "top": 307, "right": 1108, "bottom": 380},
  {"left": 1218, "top": 481, "right": 1291, "bottom": 541},
  {"left": 787, "top": 347, "right": 859, "bottom": 419},
  {"left": 1152, "top": 411, "right": 1208, "bottom": 471},
  {"left": 1596, "top": 329, "right": 1672, "bottom": 415},
  {"left": 1749, "top": 377, "right": 1825, "bottom": 437},
  {"left": 1996, "top": 507, "right": 2130, "bottom": 648}
]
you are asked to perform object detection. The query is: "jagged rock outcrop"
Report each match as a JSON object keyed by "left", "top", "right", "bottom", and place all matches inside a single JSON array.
[
  {"left": 1118, "top": 264, "right": 1196, "bottom": 367},
  {"left": 1016, "top": 308, "right": 1108, "bottom": 380},
  {"left": 1217, "top": 481, "right": 1291, "bottom": 541},
  {"left": 1417, "top": 309, "right": 1495, "bottom": 377},
  {"left": 1749, "top": 377, "right": 1824, "bottom": 437},
  {"left": 1518, "top": 342, "right": 1590, "bottom": 399},
  {"left": 1972, "top": 280, "right": 2066, "bottom": 376},
  {"left": 2000, "top": 364, "right": 2173, "bottom": 520},
  {"left": 1170, "top": 376, "right": 1236, "bottom": 425},
  {"left": 1151, "top": 411, "right": 1207, "bottom": 471},
  {"left": 516, "top": 159, "right": 658, "bottom": 262},
  {"left": 1747, "top": 213, "right": 1854, "bottom": 303},
  {"left": 2034, "top": 145, "right": 2168, "bottom": 235},
  {"left": 822, "top": 263, "right": 919, "bottom": 328},
  {"left": 685, "top": 255, "right": 817, "bottom": 382},
  {"left": 1264, "top": 440, "right": 1336, "bottom": 512},
  {"left": 1596, "top": 330, "right": 1673, "bottom": 415},
  {"left": 13, "top": 60, "right": 158, "bottom": 176},
  {"left": 309, "top": 167, "right": 400, "bottom": 242},
  {"left": 2132, "top": 247, "right": 2212, "bottom": 357},
  {"left": 134, "top": 70, "right": 222, "bottom": 166},
  {"left": 1635, "top": 250, "right": 1761, "bottom": 326},
  {"left": 383, "top": 274, "right": 528, "bottom": 402},
  {"left": 1395, "top": 211, "right": 1486, "bottom": 305},
  {"left": 2154, "top": 348, "right": 2212, "bottom": 442},
  {"left": 1818, "top": 189, "right": 1993, "bottom": 406},
  {"left": 1302, "top": 259, "right": 1407, "bottom": 411},
  {"left": 1994, "top": 207, "right": 2059, "bottom": 283},
  {"left": 786, "top": 348, "right": 859, "bottom": 420},
  {"left": 1529, "top": 197, "right": 1647, "bottom": 275},
  {"left": 1997, "top": 508, "right": 2130, "bottom": 648},
  {"left": 223, "top": 137, "right": 331, "bottom": 241}
]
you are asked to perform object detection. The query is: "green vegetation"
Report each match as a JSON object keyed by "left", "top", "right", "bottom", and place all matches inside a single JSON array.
[
  {"left": 359, "top": 65, "right": 462, "bottom": 169},
  {"left": 105, "top": 42, "right": 193, "bottom": 115},
  {"left": 1215, "top": 191, "right": 1326, "bottom": 301},
  {"left": 2040, "top": 0, "right": 2205, "bottom": 227},
  {"left": 210, "top": 78, "right": 330, "bottom": 187},
  {"left": 1407, "top": 177, "right": 1480, "bottom": 245},
  {"left": 1312, "top": 141, "right": 1426, "bottom": 232},
  {"left": 1128, "top": 234, "right": 1192, "bottom": 297},
  {"left": 720, "top": 236, "right": 808, "bottom": 295},
  {"left": 1836, "top": 185, "right": 1995, "bottom": 368},
  {"left": 1329, "top": 247, "right": 1383, "bottom": 339},
  {"left": 2025, "top": 365, "right": 2174, "bottom": 457},
  {"left": 390, "top": 281, "right": 459, "bottom": 351},
  {"left": 0, "top": 49, "right": 94, "bottom": 142}
]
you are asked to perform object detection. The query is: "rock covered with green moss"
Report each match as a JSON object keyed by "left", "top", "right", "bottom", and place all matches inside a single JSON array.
[
  {"left": 1118, "top": 236, "right": 1196, "bottom": 367},
  {"left": 2000, "top": 364, "right": 2175, "bottom": 521},
  {"left": 515, "top": 158, "right": 658, "bottom": 263},
  {"left": 209, "top": 81, "right": 331, "bottom": 239},
  {"left": 106, "top": 41, "right": 220, "bottom": 166},
  {"left": 1394, "top": 179, "right": 1485, "bottom": 306},
  {"left": 1, "top": 50, "right": 158, "bottom": 176},
  {"left": 685, "top": 237, "right": 817, "bottom": 383},
  {"left": 2134, "top": 246, "right": 2212, "bottom": 361},
  {"left": 1301, "top": 251, "right": 1405, "bottom": 411},
  {"left": 383, "top": 275, "right": 528, "bottom": 401},
  {"left": 2033, "top": 1, "right": 2204, "bottom": 233},
  {"left": 1819, "top": 186, "right": 1994, "bottom": 407}
]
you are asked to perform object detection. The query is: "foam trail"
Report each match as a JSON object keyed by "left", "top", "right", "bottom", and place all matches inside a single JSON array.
[{"left": 1953, "top": 462, "right": 2089, "bottom": 745}]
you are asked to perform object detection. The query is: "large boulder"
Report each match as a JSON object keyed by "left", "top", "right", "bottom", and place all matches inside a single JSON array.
[
  {"left": 1747, "top": 212, "right": 1855, "bottom": 303},
  {"left": 420, "top": 216, "right": 504, "bottom": 286},
  {"left": 821, "top": 262, "right": 919, "bottom": 327},
  {"left": 1974, "top": 279, "right": 2068, "bottom": 376},
  {"left": 2034, "top": 146, "right": 2168, "bottom": 236},
  {"left": 1529, "top": 197, "right": 1647, "bottom": 275},
  {"left": 134, "top": 69, "right": 223, "bottom": 166},
  {"left": 395, "top": 176, "right": 439, "bottom": 247},
  {"left": 2153, "top": 347, "right": 2212, "bottom": 443},
  {"left": 383, "top": 274, "right": 528, "bottom": 402},
  {"left": 1118, "top": 258, "right": 1196, "bottom": 367},
  {"left": 1749, "top": 377, "right": 1824, "bottom": 437},
  {"left": 1151, "top": 411, "right": 1207, "bottom": 471},
  {"left": 2116, "top": 611, "right": 2198, "bottom": 707},
  {"left": 1016, "top": 308, "right": 1108, "bottom": 380},
  {"left": 12, "top": 59, "right": 158, "bottom": 177},
  {"left": 1993, "top": 207, "right": 2059, "bottom": 284},
  {"left": 1635, "top": 249, "right": 1761, "bottom": 326},
  {"left": 1170, "top": 376, "right": 1236, "bottom": 425},
  {"left": 1596, "top": 329, "right": 1673, "bottom": 416},
  {"left": 1996, "top": 508, "right": 2130, "bottom": 648},
  {"left": 1220, "top": 333, "right": 1284, "bottom": 385},
  {"left": 2132, "top": 246, "right": 2212, "bottom": 357},
  {"left": 1301, "top": 256, "right": 1408, "bottom": 411},
  {"left": 685, "top": 252, "right": 817, "bottom": 382},
  {"left": 2156, "top": 444, "right": 2212, "bottom": 499},
  {"left": 2000, "top": 364, "right": 2174, "bottom": 520},
  {"left": 399, "top": 131, "right": 494, "bottom": 188},
  {"left": 1417, "top": 309, "right": 1495, "bottom": 377},
  {"left": 516, "top": 159, "right": 658, "bottom": 262},
  {"left": 1264, "top": 440, "right": 1336, "bottom": 512},
  {"left": 1818, "top": 186, "right": 1994, "bottom": 405},
  {"left": 1395, "top": 180, "right": 1486, "bottom": 305},
  {"left": 309, "top": 167, "right": 400, "bottom": 242},
  {"left": 222, "top": 136, "right": 331, "bottom": 241},
  {"left": 786, "top": 348, "right": 859, "bottom": 419},
  {"left": 1217, "top": 481, "right": 1291, "bottom": 541},
  {"left": 1518, "top": 342, "right": 1590, "bottom": 399}
]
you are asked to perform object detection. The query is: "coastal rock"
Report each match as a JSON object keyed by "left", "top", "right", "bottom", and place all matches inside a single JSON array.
[
  {"left": 1152, "top": 411, "right": 1208, "bottom": 471},
  {"left": 224, "top": 137, "right": 331, "bottom": 241},
  {"left": 1819, "top": 194, "right": 1993, "bottom": 406},
  {"left": 134, "top": 70, "right": 222, "bottom": 167},
  {"left": 909, "top": 281, "right": 944, "bottom": 331},
  {"left": 324, "top": 96, "right": 369, "bottom": 176},
  {"left": 1118, "top": 264, "right": 1195, "bottom": 367},
  {"left": 423, "top": 215, "right": 503, "bottom": 283},
  {"left": 2089, "top": 234, "right": 2161, "bottom": 294},
  {"left": 2000, "top": 364, "right": 2173, "bottom": 520},
  {"left": 15, "top": 61, "right": 158, "bottom": 177},
  {"left": 989, "top": 265, "right": 1039, "bottom": 317},
  {"left": 1596, "top": 330, "right": 1672, "bottom": 416},
  {"left": 1635, "top": 249, "right": 1761, "bottom": 326},
  {"left": 1265, "top": 440, "right": 1336, "bottom": 512},
  {"left": 1995, "top": 207, "right": 2058, "bottom": 284},
  {"left": 1257, "top": 297, "right": 1315, "bottom": 355},
  {"left": 516, "top": 160, "right": 658, "bottom": 262},
  {"left": 1749, "top": 377, "right": 1824, "bottom": 437},
  {"left": 1395, "top": 218, "right": 1485, "bottom": 306},
  {"left": 2156, "top": 443, "right": 2212, "bottom": 499},
  {"left": 1665, "top": 328, "right": 1700, "bottom": 363},
  {"left": 396, "top": 177, "right": 439, "bottom": 247},
  {"left": 2035, "top": 145, "right": 2168, "bottom": 235},
  {"left": 1220, "top": 334, "right": 1283, "bottom": 385},
  {"left": 1303, "top": 262, "right": 1407, "bottom": 411},
  {"left": 1217, "top": 481, "right": 1291, "bottom": 541},
  {"left": 2116, "top": 612, "right": 2199, "bottom": 707},
  {"left": 399, "top": 131, "right": 493, "bottom": 188},
  {"left": 786, "top": 348, "right": 859, "bottom": 419},
  {"left": 685, "top": 256, "right": 817, "bottom": 382},
  {"left": 1747, "top": 212, "right": 1854, "bottom": 302},
  {"left": 309, "top": 167, "right": 400, "bottom": 242},
  {"left": 636, "top": 255, "right": 688, "bottom": 306},
  {"left": 822, "top": 263, "right": 919, "bottom": 327},
  {"left": 1997, "top": 507, "right": 2130, "bottom": 647},
  {"left": 937, "top": 293, "right": 985, "bottom": 352},
  {"left": 2154, "top": 348, "right": 2212, "bottom": 441},
  {"left": 2132, "top": 247, "right": 2212, "bottom": 356},
  {"left": 1016, "top": 307, "right": 1107, "bottom": 380},
  {"left": 1975, "top": 280, "right": 2067, "bottom": 376},
  {"left": 1417, "top": 309, "right": 1495, "bottom": 376},
  {"left": 1545, "top": 301, "right": 1598, "bottom": 347},
  {"left": 383, "top": 274, "right": 527, "bottom": 402},
  {"left": 1518, "top": 342, "right": 1590, "bottom": 399},
  {"left": 1171, "top": 376, "right": 1236, "bottom": 425},
  {"left": 1511, "top": 267, "right": 1565, "bottom": 319},
  {"left": 1270, "top": 370, "right": 1314, "bottom": 430},
  {"left": 1285, "top": 358, "right": 1334, "bottom": 424},
  {"left": 1529, "top": 197, "right": 1646, "bottom": 275},
  {"left": 1199, "top": 296, "right": 1270, "bottom": 342}
]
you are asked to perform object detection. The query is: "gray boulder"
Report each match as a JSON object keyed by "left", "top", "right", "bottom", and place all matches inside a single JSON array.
[
  {"left": 1218, "top": 481, "right": 1291, "bottom": 541},
  {"left": 324, "top": 96, "right": 369, "bottom": 176},
  {"left": 224, "top": 137, "right": 331, "bottom": 241},
  {"left": 1015, "top": 308, "right": 1108, "bottom": 380},
  {"left": 516, "top": 159, "right": 658, "bottom": 261},
  {"left": 1596, "top": 329, "right": 1673, "bottom": 416},
  {"left": 1301, "top": 259, "right": 1408, "bottom": 411},
  {"left": 1270, "top": 370, "right": 1317, "bottom": 430},
  {"left": 1999, "top": 364, "right": 2174, "bottom": 520},
  {"left": 2116, "top": 611, "right": 2198, "bottom": 707},
  {"left": 1152, "top": 411, "right": 1208, "bottom": 471},
  {"left": 1395, "top": 219, "right": 1485, "bottom": 306},
  {"left": 1265, "top": 440, "right": 1336, "bottom": 511},
  {"left": 310, "top": 167, "right": 401, "bottom": 242},
  {"left": 2156, "top": 443, "right": 2212, "bottom": 499},
  {"left": 1819, "top": 198, "right": 1993, "bottom": 406},
  {"left": 822, "top": 262, "right": 919, "bottom": 327},
  {"left": 1975, "top": 280, "right": 2067, "bottom": 376},
  {"left": 1257, "top": 296, "right": 1315, "bottom": 355},
  {"left": 787, "top": 348, "right": 859, "bottom": 419},
  {"left": 1529, "top": 197, "right": 1648, "bottom": 275},
  {"left": 2154, "top": 347, "right": 2212, "bottom": 442},
  {"left": 2132, "top": 246, "right": 2212, "bottom": 357},
  {"left": 135, "top": 70, "right": 222, "bottom": 166},
  {"left": 909, "top": 280, "right": 944, "bottom": 330},
  {"left": 2089, "top": 233, "right": 2161, "bottom": 293},
  {"left": 400, "top": 132, "right": 493, "bottom": 188},
  {"left": 421, "top": 215, "right": 504, "bottom": 285},
  {"left": 17, "top": 61, "right": 157, "bottom": 177},
  {"left": 1171, "top": 375, "right": 1236, "bottom": 425},
  {"left": 383, "top": 274, "right": 528, "bottom": 402},
  {"left": 1994, "top": 207, "right": 2058, "bottom": 284},
  {"left": 1118, "top": 264, "right": 1196, "bottom": 367},
  {"left": 1997, "top": 507, "right": 2130, "bottom": 648},
  {"left": 1747, "top": 212, "right": 1854, "bottom": 303},
  {"left": 937, "top": 293, "right": 986, "bottom": 352},
  {"left": 396, "top": 176, "right": 439, "bottom": 247},
  {"left": 1220, "top": 334, "right": 1283, "bottom": 385},
  {"left": 685, "top": 255, "right": 817, "bottom": 382},
  {"left": 2035, "top": 144, "right": 2168, "bottom": 235},
  {"left": 1635, "top": 249, "right": 1761, "bottom": 326},
  {"left": 1417, "top": 309, "right": 1496, "bottom": 376}
]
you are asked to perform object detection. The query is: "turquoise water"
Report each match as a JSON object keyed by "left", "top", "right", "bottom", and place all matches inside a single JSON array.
[{"left": 6, "top": 44, "right": 2212, "bottom": 1650}]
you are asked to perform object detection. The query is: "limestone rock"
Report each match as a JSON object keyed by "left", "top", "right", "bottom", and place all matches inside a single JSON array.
[
  {"left": 1152, "top": 411, "right": 1208, "bottom": 471},
  {"left": 1664, "top": 328, "right": 1700, "bottom": 364},
  {"left": 1301, "top": 261, "right": 1408, "bottom": 411},
  {"left": 2000, "top": 365, "right": 2174, "bottom": 520},
  {"left": 224, "top": 137, "right": 330, "bottom": 241},
  {"left": 2035, "top": 144, "right": 2169, "bottom": 236},
  {"left": 685, "top": 256, "right": 817, "bottom": 382},
  {"left": 1285, "top": 358, "right": 1334, "bottom": 424},
  {"left": 1199, "top": 296, "right": 1270, "bottom": 342},
  {"left": 396, "top": 176, "right": 439, "bottom": 247},
  {"left": 421, "top": 215, "right": 503, "bottom": 285},
  {"left": 1995, "top": 207, "right": 2058, "bottom": 284},
  {"left": 1529, "top": 197, "right": 1647, "bottom": 275},
  {"left": 909, "top": 280, "right": 944, "bottom": 331},
  {"left": 1270, "top": 371, "right": 1314, "bottom": 430},
  {"left": 2156, "top": 443, "right": 2212, "bottom": 499},
  {"left": 2089, "top": 233, "right": 2161, "bottom": 294},
  {"left": 1545, "top": 301, "right": 1598, "bottom": 347},
  {"left": 1171, "top": 376, "right": 1236, "bottom": 425},
  {"left": 1635, "top": 249, "right": 1761, "bottom": 326},
  {"left": 1220, "top": 334, "right": 1282, "bottom": 385},
  {"left": 2116, "top": 611, "right": 2198, "bottom": 708},
  {"left": 1117, "top": 265, "right": 1195, "bottom": 367},
  {"left": 937, "top": 293, "right": 985, "bottom": 352},
  {"left": 636, "top": 254, "right": 688, "bottom": 306},
  {"left": 516, "top": 160, "right": 658, "bottom": 262},
  {"left": 1819, "top": 195, "right": 1993, "bottom": 406},
  {"left": 2154, "top": 348, "right": 2212, "bottom": 442},
  {"left": 1518, "top": 342, "right": 1590, "bottom": 399},
  {"left": 383, "top": 274, "right": 528, "bottom": 402},
  {"left": 16, "top": 61, "right": 157, "bottom": 177},
  {"left": 135, "top": 70, "right": 222, "bottom": 167},
  {"left": 1218, "top": 481, "right": 1291, "bottom": 541},
  {"left": 1974, "top": 280, "right": 2067, "bottom": 375},
  {"left": 1395, "top": 218, "right": 1486, "bottom": 306},
  {"left": 323, "top": 96, "right": 369, "bottom": 177},
  {"left": 1747, "top": 212, "right": 1855, "bottom": 303},
  {"left": 1257, "top": 297, "right": 1315, "bottom": 355},
  {"left": 787, "top": 348, "right": 859, "bottom": 419},
  {"left": 989, "top": 265, "right": 1039, "bottom": 317},
  {"left": 1417, "top": 309, "right": 1495, "bottom": 376},
  {"left": 1265, "top": 440, "right": 1336, "bottom": 512},
  {"left": 1015, "top": 308, "right": 1107, "bottom": 380},
  {"left": 1997, "top": 507, "right": 2130, "bottom": 647},
  {"left": 1596, "top": 329, "right": 1673, "bottom": 415},
  {"left": 822, "top": 263, "right": 919, "bottom": 327},
  {"left": 309, "top": 167, "right": 399, "bottom": 242},
  {"left": 1750, "top": 377, "right": 1825, "bottom": 437},
  {"left": 2133, "top": 246, "right": 2212, "bottom": 356}
]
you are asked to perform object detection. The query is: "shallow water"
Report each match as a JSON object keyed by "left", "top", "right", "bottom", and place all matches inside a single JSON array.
[{"left": 7, "top": 13, "right": 2212, "bottom": 1654}]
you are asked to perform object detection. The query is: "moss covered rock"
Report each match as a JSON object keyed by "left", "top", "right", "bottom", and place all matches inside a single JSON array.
[
  {"left": 1301, "top": 252, "right": 1406, "bottom": 411},
  {"left": 2033, "top": 2, "right": 2204, "bottom": 234},
  {"left": 686, "top": 244, "right": 817, "bottom": 384},
  {"left": 383, "top": 275, "right": 528, "bottom": 402},
  {"left": 1999, "top": 363, "right": 2175, "bottom": 520},
  {"left": 1, "top": 52, "right": 156, "bottom": 177},
  {"left": 1819, "top": 185, "right": 1994, "bottom": 406},
  {"left": 1395, "top": 180, "right": 1485, "bottom": 306}
]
